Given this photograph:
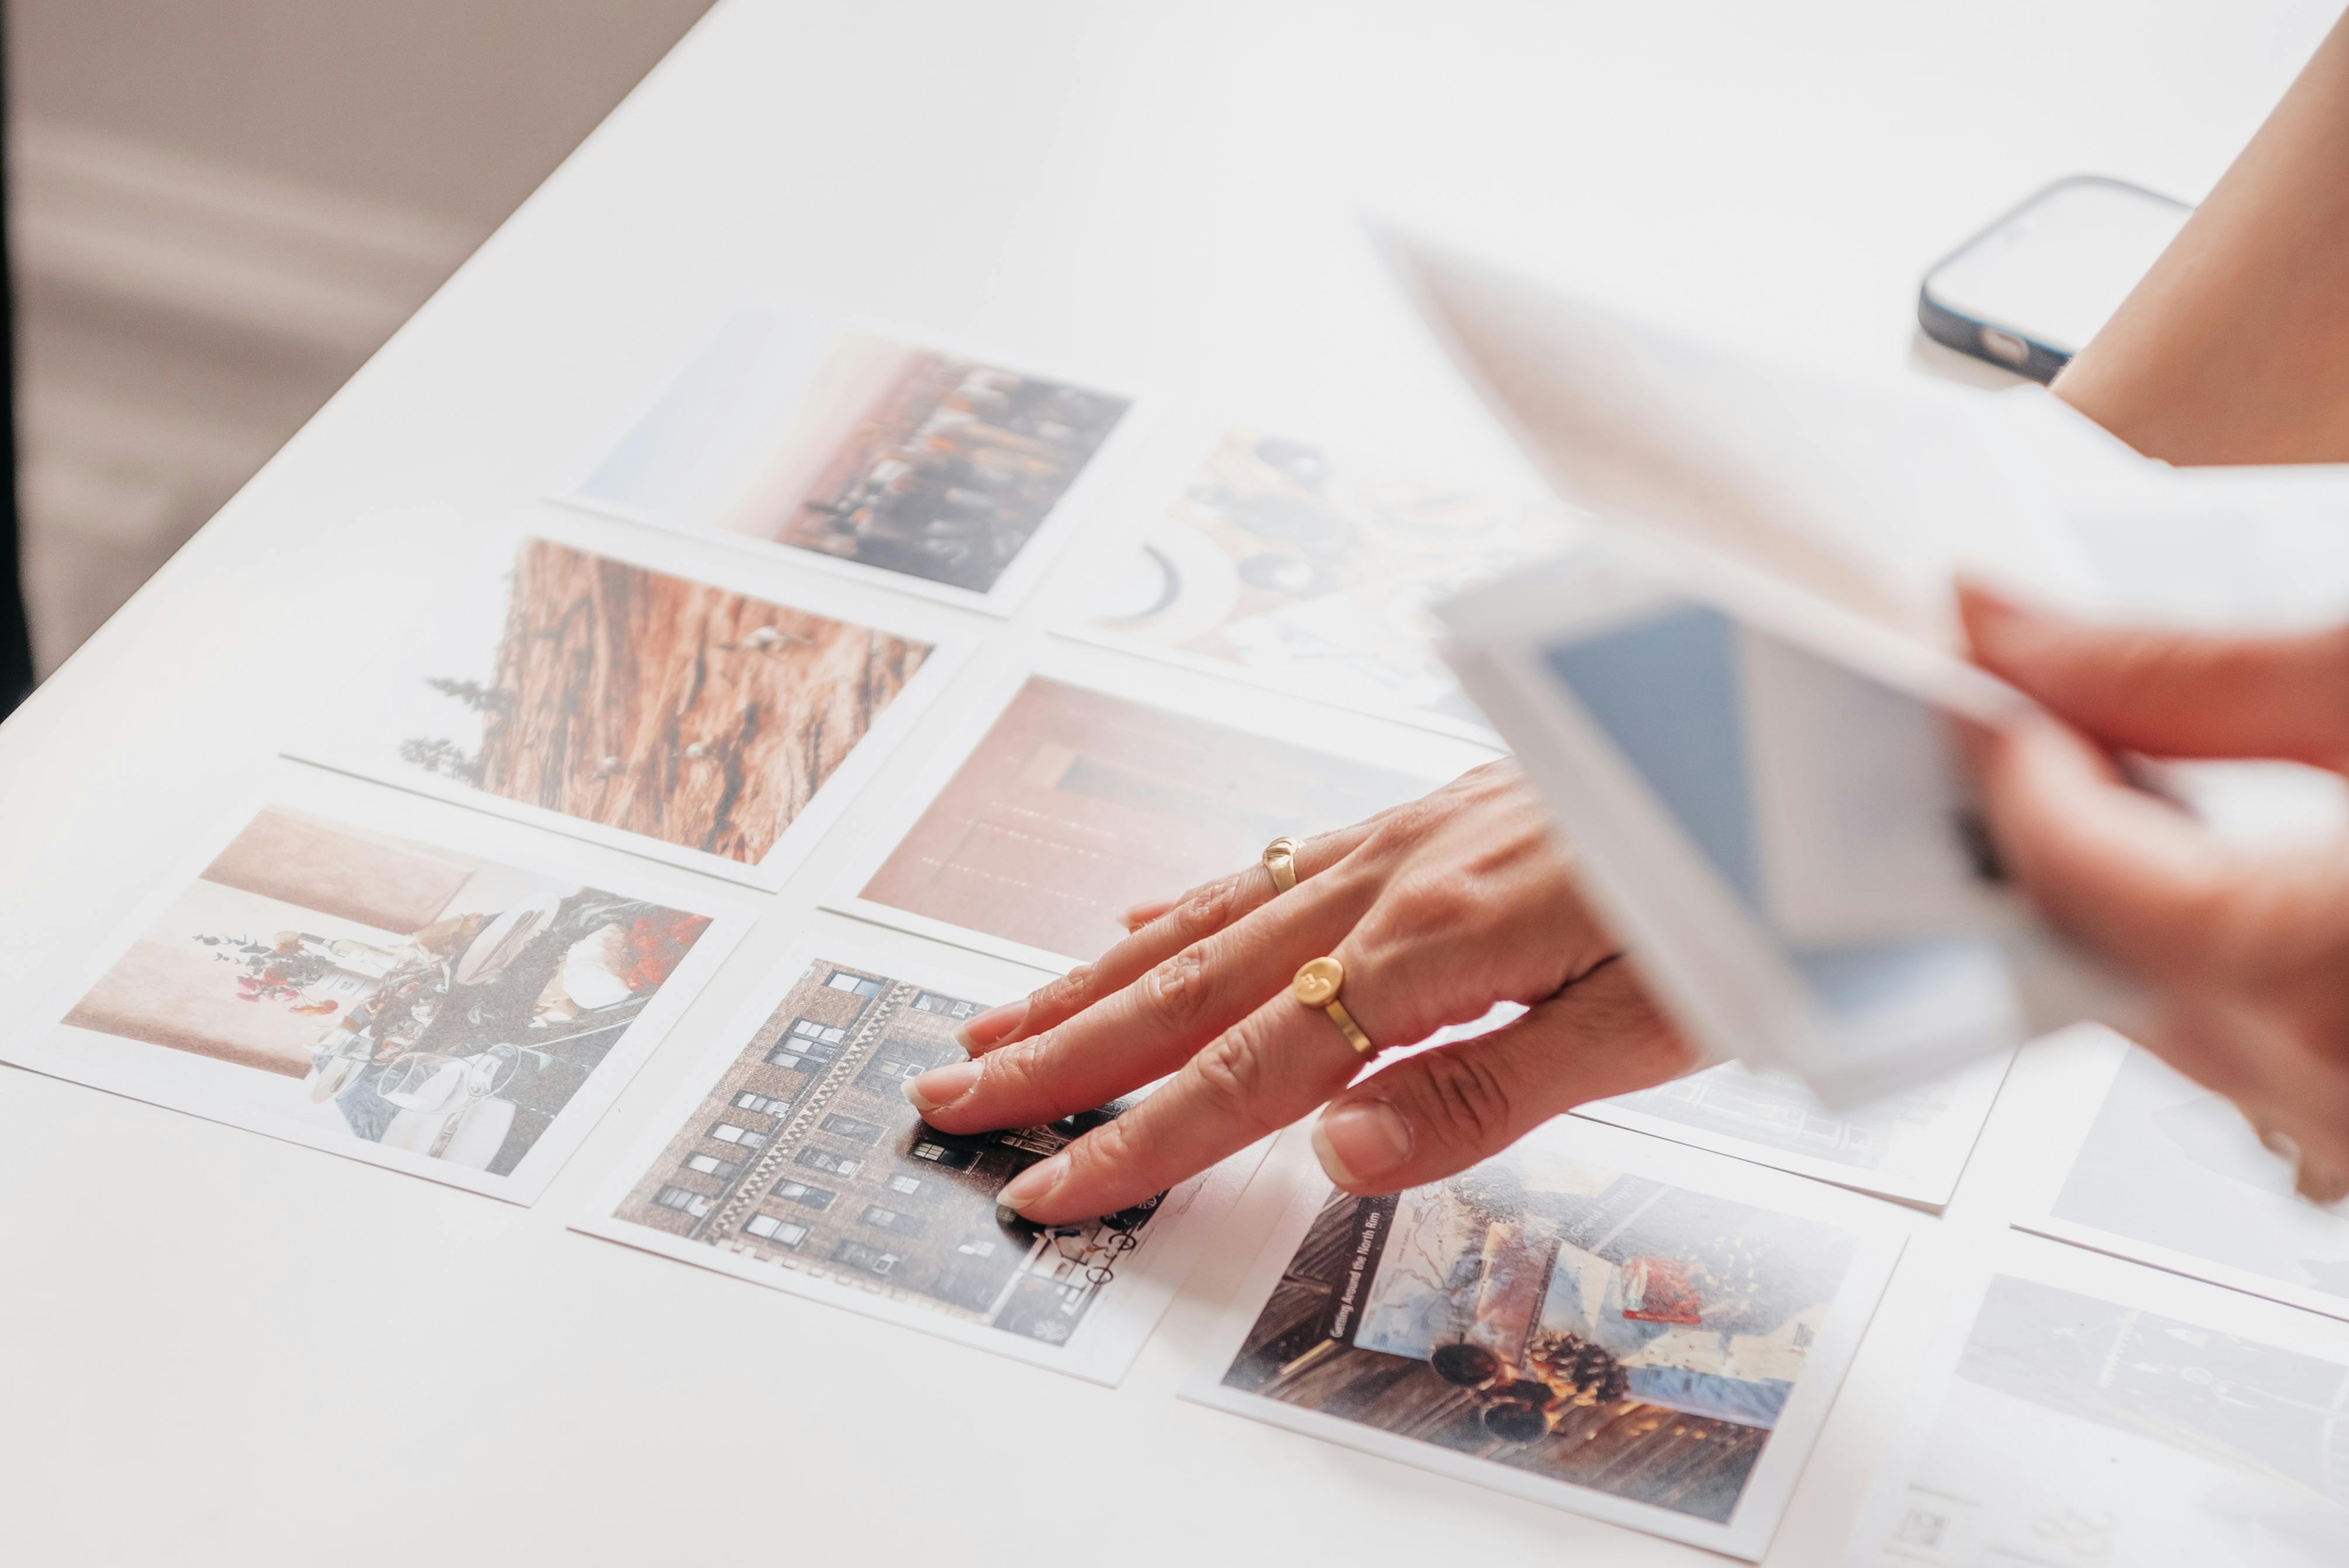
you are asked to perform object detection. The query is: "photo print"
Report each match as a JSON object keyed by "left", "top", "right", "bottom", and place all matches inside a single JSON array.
[
  {"left": 1848, "top": 1239, "right": 2349, "bottom": 1567},
  {"left": 571, "top": 305, "right": 1134, "bottom": 608},
  {"left": 297, "top": 535, "right": 952, "bottom": 889},
  {"left": 13, "top": 795, "right": 742, "bottom": 1202},
  {"left": 1190, "top": 1119, "right": 1903, "bottom": 1559},
  {"left": 1579, "top": 1051, "right": 2012, "bottom": 1207},
  {"left": 2017, "top": 1029, "right": 2349, "bottom": 1324},
  {"left": 576, "top": 942, "right": 1246, "bottom": 1382},
  {"left": 1079, "top": 428, "right": 1573, "bottom": 734},
  {"left": 836, "top": 666, "right": 1487, "bottom": 970}
]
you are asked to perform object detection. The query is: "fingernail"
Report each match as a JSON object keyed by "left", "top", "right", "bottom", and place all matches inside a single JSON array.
[
  {"left": 1312, "top": 1102, "right": 1414, "bottom": 1188},
  {"left": 1118, "top": 898, "right": 1177, "bottom": 932},
  {"left": 903, "top": 1059, "right": 981, "bottom": 1115},
  {"left": 953, "top": 998, "right": 1028, "bottom": 1053},
  {"left": 997, "top": 1152, "right": 1069, "bottom": 1215}
]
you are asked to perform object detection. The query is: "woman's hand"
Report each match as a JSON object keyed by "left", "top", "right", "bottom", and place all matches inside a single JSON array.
[
  {"left": 1961, "top": 583, "right": 2349, "bottom": 1200},
  {"left": 901, "top": 760, "right": 1694, "bottom": 1224}
]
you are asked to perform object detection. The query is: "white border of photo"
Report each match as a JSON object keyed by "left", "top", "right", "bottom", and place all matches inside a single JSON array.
[
  {"left": 1048, "top": 414, "right": 1572, "bottom": 749},
  {"left": 1839, "top": 1227, "right": 2349, "bottom": 1566},
  {"left": 287, "top": 515, "right": 977, "bottom": 892},
  {"left": 1574, "top": 1049, "right": 2015, "bottom": 1209},
  {"left": 1185, "top": 1115, "right": 1911, "bottom": 1562},
  {"left": 570, "top": 925, "right": 1268, "bottom": 1385},
  {"left": 820, "top": 638, "right": 1501, "bottom": 974},
  {"left": 2001, "top": 1022, "right": 2349, "bottom": 1326},
  {"left": 1, "top": 761, "right": 756, "bottom": 1206},
  {"left": 552, "top": 299, "right": 1160, "bottom": 618}
]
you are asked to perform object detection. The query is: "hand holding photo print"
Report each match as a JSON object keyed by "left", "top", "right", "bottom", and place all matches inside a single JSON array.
[
  {"left": 1190, "top": 1119, "right": 1903, "bottom": 1559},
  {"left": 297, "top": 535, "right": 953, "bottom": 889},
  {"left": 12, "top": 785, "right": 742, "bottom": 1203},
  {"left": 573, "top": 306, "right": 1134, "bottom": 608}
]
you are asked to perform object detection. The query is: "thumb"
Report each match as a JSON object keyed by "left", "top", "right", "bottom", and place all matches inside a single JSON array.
[{"left": 1958, "top": 579, "right": 2349, "bottom": 769}]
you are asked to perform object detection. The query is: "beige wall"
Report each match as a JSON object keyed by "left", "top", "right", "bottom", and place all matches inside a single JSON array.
[
  {"left": 13, "top": 0, "right": 718, "bottom": 225},
  {"left": 7, "top": 0, "right": 719, "bottom": 676}
]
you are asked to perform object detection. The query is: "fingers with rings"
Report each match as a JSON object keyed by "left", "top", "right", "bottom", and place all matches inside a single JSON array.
[
  {"left": 1119, "top": 835, "right": 1296, "bottom": 933},
  {"left": 1310, "top": 960, "right": 1694, "bottom": 1194},
  {"left": 989, "top": 940, "right": 1396, "bottom": 1225},
  {"left": 961, "top": 821, "right": 1375, "bottom": 1059},
  {"left": 908, "top": 869, "right": 1378, "bottom": 1137}
]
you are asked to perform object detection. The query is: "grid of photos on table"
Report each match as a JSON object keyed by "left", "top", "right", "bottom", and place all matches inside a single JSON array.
[{"left": 44, "top": 280, "right": 2336, "bottom": 1559}]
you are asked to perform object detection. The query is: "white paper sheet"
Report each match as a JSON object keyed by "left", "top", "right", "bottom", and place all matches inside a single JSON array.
[
  {"left": 2009, "top": 1025, "right": 2349, "bottom": 1325},
  {"left": 1844, "top": 1231, "right": 2349, "bottom": 1566}
]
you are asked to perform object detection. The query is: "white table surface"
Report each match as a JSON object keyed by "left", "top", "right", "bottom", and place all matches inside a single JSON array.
[{"left": 2, "top": 3, "right": 2338, "bottom": 1562}]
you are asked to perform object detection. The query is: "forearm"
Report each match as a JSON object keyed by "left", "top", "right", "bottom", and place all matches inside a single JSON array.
[{"left": 2056, "top": 8, "right": 2349, "bottom": 465}]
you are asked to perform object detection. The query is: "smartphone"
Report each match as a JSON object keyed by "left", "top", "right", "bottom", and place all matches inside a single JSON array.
[{"left": 1919, "top": 176, "right": 2192, "bottom": 382}]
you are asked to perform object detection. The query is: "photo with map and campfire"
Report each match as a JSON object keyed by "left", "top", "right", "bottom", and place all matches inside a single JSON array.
[
  {"left": 1200, "top": 1124, "right": 1883, "bottom": 1550},
  {"left": 298, "top": 536, "right": 941, "bottom": 886}
]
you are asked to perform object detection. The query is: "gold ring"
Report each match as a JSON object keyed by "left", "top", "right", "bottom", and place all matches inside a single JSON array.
[
  {"left": 1293, "top": 956, "right": 1378, "bottom": 1059},
  {"left": 1262, "top": 836, "right": 1301, "bottom": 895}
]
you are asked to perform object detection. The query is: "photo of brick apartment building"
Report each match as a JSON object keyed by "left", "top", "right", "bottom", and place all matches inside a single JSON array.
[{"left": 611, "top": 954, "right": 1162, "bottom": 1346}]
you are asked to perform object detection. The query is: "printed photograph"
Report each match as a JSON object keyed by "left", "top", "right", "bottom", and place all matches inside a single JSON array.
[
  {"left": 1583, "top": 1054, "right": 2004, "bottom": 1204},
  {"left": 577, "top": 309, "right": 1131, "bottom": 597},
  {"left": 1867, "top": 1274, "right": 2349, "bottom": 1566},
  {"left": 855, "top": 676, "right": 1443, "bottom": 963},
  {"left": 2043, "top": 1045, "right": 2349, "bottom": 1317},
  {"left": 1218, "top": 1139, "right": 1859, "bottom": 1526},
  {"left": 308, "top": 538, "right": 933, "bottom": 879},
  {"left": 53, "top": 805, "right": 720, "bottom": 1187},
  {"left": 605, "top": 954, "right": 1170, "bottom": 1349},
  {"left": 1086, "top": 429, "right": 1572, "bottom": 726}
]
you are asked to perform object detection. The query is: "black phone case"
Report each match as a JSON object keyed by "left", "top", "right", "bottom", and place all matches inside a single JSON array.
[{"left": 1917, "top": 174, "right": 2186, "bottom": 387}]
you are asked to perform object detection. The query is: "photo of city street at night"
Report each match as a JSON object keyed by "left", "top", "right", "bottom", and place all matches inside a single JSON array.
[
  {"left": 611, "top": 955, "right": 1166, "bottom": 1346},
  {"left": 1220, "top": 1144, "right": 1859, "bottom": 1525}
]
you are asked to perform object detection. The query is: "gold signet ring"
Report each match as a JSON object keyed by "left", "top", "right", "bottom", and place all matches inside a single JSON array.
[
  {"left": 1262, "top": 836, "right": 1301, "bottom": 895},
  {"left": 1292, "top": 956, "right": 1378, "bottom": 1059}
]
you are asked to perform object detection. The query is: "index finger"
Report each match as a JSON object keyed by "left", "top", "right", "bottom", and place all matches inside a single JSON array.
[{"left": 991, "top": 943, "right": 1393, "bottom": 1225}]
